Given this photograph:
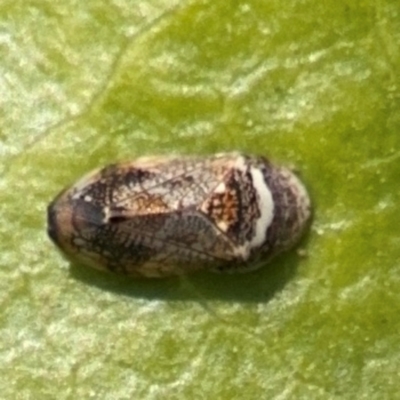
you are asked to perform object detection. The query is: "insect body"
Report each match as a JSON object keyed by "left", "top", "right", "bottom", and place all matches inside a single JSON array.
[{"left": 47, "top": 153, "right": 311, "bottom": 277}]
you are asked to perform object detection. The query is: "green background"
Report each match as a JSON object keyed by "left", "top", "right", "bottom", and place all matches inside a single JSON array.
[{"left": 1, "top": 0, "right": 399, "bottom": 398}]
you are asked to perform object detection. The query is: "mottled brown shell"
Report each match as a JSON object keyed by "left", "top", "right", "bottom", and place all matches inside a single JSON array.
[{"left": 47, "top": 153, "right": 311, "bottom": 277}]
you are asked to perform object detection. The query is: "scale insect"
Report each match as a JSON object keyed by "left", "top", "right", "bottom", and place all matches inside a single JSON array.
[{"left": 47, "top": 152, "right": 311, "bottom": 277}]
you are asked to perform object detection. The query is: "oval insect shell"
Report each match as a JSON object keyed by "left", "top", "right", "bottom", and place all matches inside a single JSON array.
[{"left": 47, "top": 153, "right": 311, "bottom": 277}]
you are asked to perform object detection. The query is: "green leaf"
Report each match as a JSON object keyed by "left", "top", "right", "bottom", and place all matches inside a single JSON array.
[{"left": 1, "top": 0, "right": 399, "bottom": 398}]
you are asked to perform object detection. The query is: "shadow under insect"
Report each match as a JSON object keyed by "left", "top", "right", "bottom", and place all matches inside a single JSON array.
[{"left": 68, "top": 248, "right": 304, "bottom": 303}]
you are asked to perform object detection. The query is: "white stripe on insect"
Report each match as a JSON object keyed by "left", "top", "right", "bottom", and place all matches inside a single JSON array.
[{"left": 249, "top": 166, "right": 274, "bottom": 249}]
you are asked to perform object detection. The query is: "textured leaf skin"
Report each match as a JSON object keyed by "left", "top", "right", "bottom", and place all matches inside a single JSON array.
[{"left": 0, "top": 1, "right": 399, "bottom": 399}]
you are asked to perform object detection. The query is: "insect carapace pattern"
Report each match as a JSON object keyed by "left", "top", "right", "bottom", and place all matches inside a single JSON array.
[{"left": 47, "top": 153, "right": 311, "bottom": 277}]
